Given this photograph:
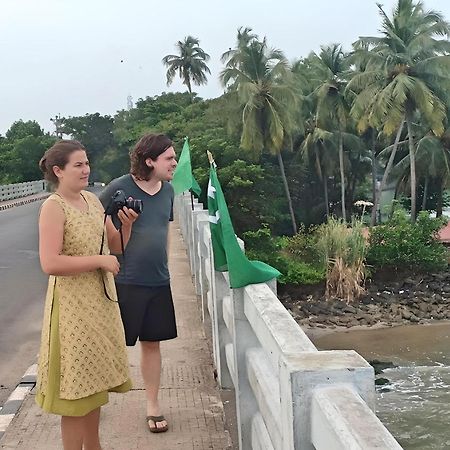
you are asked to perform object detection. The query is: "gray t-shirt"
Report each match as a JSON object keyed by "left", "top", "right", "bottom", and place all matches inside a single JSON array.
[{"left": 99, "top": 174, "right": 174, "bottom": 287}]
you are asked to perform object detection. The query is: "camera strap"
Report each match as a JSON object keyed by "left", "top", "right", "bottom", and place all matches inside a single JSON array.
[{"left": 99, "top": 214, "right": 126, "bottom": 302}]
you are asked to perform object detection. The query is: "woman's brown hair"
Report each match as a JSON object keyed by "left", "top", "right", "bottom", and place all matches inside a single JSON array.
[
  {"left": 39, "top": 140, "right": 86, "bottom": 186},
  {"left": 130, "top": 133, "right": 173, "bottom": 180}
]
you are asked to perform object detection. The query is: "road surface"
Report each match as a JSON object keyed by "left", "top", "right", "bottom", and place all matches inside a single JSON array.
[{"left": 0, "top": 201, "right": 47, "bottom": 407}]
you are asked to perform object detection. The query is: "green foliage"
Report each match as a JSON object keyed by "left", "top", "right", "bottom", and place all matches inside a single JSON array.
[
  {"left": 0, "top": 121, "right": 55, "bottom": 184},
  {"left": 8, "top": 135, "right": 55, "bottom": 182},
  {"left": 60, "top": 113, "right": 115, "bottom": 181},
  {"left": 283, "top": 224, "right": 323, "bottom": 265},
  {"left": 367, "top": 209, "right": 448, "bottom": 272},
  {"left": 218, "top": 161, "right": 284, "bottom": 232},
  {"left": 243, "top": 226, "right": 290, "bottom": 275},
  {"left": 243, "top": 225, "right": 325, "bottom": 285},
  {"left": 280, "top": 261, "right": 325, "bottom": 285},
  {"left": 6, "top": 120, "right": 44, "bottom": 140},
  {"left": 243, "top": 225, "right": 278, "bottom": 255}
]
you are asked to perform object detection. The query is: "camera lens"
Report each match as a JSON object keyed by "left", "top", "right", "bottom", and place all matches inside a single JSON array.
[{"left": 126, "top": 199, "right": 143, "bottom": 214}]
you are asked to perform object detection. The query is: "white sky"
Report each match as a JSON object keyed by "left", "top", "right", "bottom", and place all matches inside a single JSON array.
[{"left": 0, "top": 0, "right": 449, "bottom": 135}]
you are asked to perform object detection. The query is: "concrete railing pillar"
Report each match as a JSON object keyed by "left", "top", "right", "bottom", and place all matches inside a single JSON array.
[
  {"left": 279, "top": 351, "right": 374, "bottom": 450},
  {"left": 187, "top": 203, "right": 203, "bottom": 273},
  {"left": 230, "top": 287, "right": 262, "bottom": 450},
  {"left": 192, "top": 209, "right": 208, "bottom": 295},
  {"left": 196, "top": 216, "right": 212, "bottom": 321},
  {"left": 212, "top": 272, "right": 234, "bottom": 389}
]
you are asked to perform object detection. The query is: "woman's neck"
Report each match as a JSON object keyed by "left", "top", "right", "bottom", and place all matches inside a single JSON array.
[{"left": 55, "top": 186, "right": 82, "bottom": 201}]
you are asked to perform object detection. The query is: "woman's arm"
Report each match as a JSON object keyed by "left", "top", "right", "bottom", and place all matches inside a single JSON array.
[{"left": 39, "top": 199, "right": 119, "bottom": 276}]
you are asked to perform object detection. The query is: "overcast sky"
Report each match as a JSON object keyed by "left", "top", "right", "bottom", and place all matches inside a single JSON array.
[{"left": 1, "top": 0, "right": 449, "bottom": 135}]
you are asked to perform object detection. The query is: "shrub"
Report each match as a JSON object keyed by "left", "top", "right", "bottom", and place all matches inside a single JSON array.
[
  {"left": 243, "top": 226, "right": 325, "bottom": 285},
  {"left": 243, "top": 226, "right": 290, "bottom": 275},
  {"left": 367, "top": 209, "right": 448, "bottom": 272},
  {"left": 280, "top": 261, "right": 325, "bottom": 285},
  {"left": 283, "top": 224, "right": 323, "bottom": 266}
]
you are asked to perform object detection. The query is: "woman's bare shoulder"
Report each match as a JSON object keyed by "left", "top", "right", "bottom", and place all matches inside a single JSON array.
[{"left": 40, "top": 195, "right": 65, "bottom": 218}]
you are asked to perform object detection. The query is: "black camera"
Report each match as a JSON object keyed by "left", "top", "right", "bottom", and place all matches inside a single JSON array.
[{"left": 105, "top": 190, "right": 143, "bottom": 226}]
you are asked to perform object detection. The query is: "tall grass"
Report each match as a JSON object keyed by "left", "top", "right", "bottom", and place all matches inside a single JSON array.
[{"left": 318, "top": 218, "right": 367, "bottom": 303}]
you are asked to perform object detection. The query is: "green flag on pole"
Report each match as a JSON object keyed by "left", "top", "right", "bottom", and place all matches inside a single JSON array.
[
  {"left": 172, "top": 137, "right": 201, "bottom": 196},
  {"left": 207, "top": 159, "right": 281, "bottom": 288}
]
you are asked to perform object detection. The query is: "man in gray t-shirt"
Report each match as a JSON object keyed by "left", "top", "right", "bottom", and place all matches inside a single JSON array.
[
  {"left": 100, "top": 173, "right": 174, "bottom": 287},
  {"left": 99, "top": 133, "right": 177, "bottom": 433}
]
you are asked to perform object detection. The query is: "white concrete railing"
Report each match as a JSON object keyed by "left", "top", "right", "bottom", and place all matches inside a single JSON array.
[
  {"left": 0, "top": 180, "right": 47, "bottom": 201},
  {"left": 175, "top": 192, "right": 402, "bottom": 450}
]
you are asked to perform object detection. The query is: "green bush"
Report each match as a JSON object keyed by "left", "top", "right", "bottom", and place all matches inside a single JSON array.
[
  {"left": 367, "top": 209, "right": 448, "bottom": 272},
  {"left": 243, "top": 226, "right": 290, "bottom": 275},
  {"left": 279, "top": 261, "right": 325, "bottom": 285},
  {"left": 243, "top": 226, "right": 326, "bottom": 285},
  {"left": 242, "top": 225, "right": 279, "bottom": 255},
  {"left": 283, "top": 224, "right": 323, "bottom": 266}
]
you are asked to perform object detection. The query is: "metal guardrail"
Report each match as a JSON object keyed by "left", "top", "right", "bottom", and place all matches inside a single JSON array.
[{"left": 175, "top": 192, "right": 402, "bottom": 450}]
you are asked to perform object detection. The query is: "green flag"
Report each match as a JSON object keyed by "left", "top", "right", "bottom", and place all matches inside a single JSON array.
[
  {"left": 207, "top": 163, "right": 281, "bottom": 288},
  {"left": 172, "top": 138, "right": 201, "bottom": 196}
]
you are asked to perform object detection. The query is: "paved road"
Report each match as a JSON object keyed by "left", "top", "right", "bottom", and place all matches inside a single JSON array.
[{"left": 0, "top": 201, "right": 47, "bottom": 407}]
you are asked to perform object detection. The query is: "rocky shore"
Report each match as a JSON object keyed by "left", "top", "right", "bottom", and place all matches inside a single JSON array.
[{"left": 278, "top": 270, "right": 450, "bottom": 330}]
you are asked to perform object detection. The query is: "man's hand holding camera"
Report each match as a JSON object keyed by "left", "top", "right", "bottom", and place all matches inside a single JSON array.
[
  {"left": 117, "top": 205, "right": 140, "bottom": 230},
  {"left": 104, "top": 190, "right": 142, "bottom": 262}
]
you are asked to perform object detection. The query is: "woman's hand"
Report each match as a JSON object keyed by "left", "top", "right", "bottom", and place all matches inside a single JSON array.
[{"left": 99, "top": 255, "right": 120, "bottom": 275}]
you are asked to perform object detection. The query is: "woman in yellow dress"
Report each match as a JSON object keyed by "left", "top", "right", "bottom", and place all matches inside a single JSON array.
[{"left": 36, "top": 140, "right": 139, "bottom": 450}]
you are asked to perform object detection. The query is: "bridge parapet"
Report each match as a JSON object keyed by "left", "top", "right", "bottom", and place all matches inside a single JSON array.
[
  {"left": 0, "top": 180, "right": 47, "bottom": 201},
  {"left": 175, "top": 193, "right": 402, "bottom": 450}
]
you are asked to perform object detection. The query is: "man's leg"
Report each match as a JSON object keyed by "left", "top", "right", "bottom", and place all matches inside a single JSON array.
[{"left": 140, "top": 340, "right": 168, "bottom": 431}]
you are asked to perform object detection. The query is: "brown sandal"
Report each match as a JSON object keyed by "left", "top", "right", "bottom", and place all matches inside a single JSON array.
[{"left": 146, "top": 415, "right": 168, "bottom": 433}]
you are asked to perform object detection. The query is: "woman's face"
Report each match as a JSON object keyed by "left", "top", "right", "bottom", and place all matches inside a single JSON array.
[{"left": 54, "top": 150, "right": 90, "bottom": 190}]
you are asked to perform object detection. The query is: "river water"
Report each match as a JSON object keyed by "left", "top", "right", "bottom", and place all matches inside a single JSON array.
[{"left": 311, "top": 322, "right": 450, "bottom": 449}]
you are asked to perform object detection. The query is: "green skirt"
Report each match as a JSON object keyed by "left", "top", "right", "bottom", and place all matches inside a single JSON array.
[{"left": 36, "top": 290, "right": 132, "bottom": 417}]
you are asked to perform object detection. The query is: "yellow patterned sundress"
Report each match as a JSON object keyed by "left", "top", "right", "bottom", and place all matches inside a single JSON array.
[{"left": 36, "top": 190, "right": 132, "bottom": 416}]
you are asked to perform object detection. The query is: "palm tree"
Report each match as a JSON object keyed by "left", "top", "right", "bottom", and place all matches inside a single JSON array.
[
  {"left": 162, "top": 36, "right": 211, "bottom": 101},
  {"left": 389, "top": 129, "right": 450, "bottom": 216},
  {"left": 308, "top": 44, "right": 352, "bottom": 221},
  {"left": 220, "top": 26, "right": 257, "bottom": 69},
  {"left": 350, "top": 0, "right": 450, "bottom": 223},
  {"left": 300, "top": 122, "right": 337, "bottom": 219},
  {"left": 220, "top": 32, "right": 300, "bottom": 234}
]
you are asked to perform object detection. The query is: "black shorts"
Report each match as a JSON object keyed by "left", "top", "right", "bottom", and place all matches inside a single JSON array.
[{"left": 115, "top": 283, "right": 177, "bottom": 346}]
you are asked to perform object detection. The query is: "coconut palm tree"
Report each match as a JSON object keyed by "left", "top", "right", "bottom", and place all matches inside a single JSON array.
[
  {"left": 389, "top": 129, "right": 450, "bottom": 216},
  {"left": 301, "top": 121, "right": 337, "bottom": 219},
  {"left": 162, "top": 36, "right": 211, "bottom": 101},
  {"left": 220, "top": 32, "right": 300, "bottom": 234},
  {"left": 220, "top": 26, "right": 257, "bottom": 69},
  {"left": 308, "top": 44, "right": 352, "bottom": 221},
  {"left": 350, "top": 0, "right": 450, "bottom": 223}
]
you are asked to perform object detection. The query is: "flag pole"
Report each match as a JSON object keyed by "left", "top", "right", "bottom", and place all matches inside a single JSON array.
[
  {"left": 207, "top": 150, "right": 215, "bottom": 166},
  {"left": 190, "top": 189, "right": 194, "bottom": 210}
]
